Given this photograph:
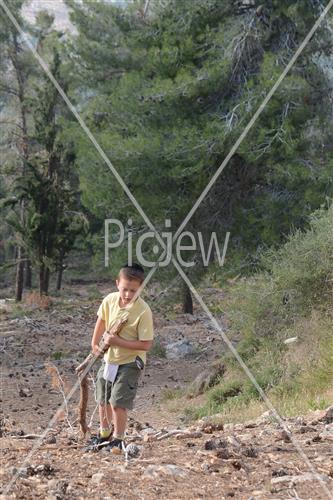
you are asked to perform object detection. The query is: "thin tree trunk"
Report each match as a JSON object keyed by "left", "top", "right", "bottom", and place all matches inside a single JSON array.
[
  {"left": 15, "top": 246, "right": 24, "bottom": 302},
  {"left": 56, "top": 264, "right": 63, "bottom": 291},
  {"left": 44, "top": 267, "right": 50, "bottom": 295},
  {"left": 24, "top": 259, "right": 32, "bottom": 288},
  {"left": 15, "top": 199, "right": 26, "bottom": 301},
  {"left": 182, "top": 282, "right": 193, "bottom": 314},
  {"left": 39, "top": 264, "right": 49, "bottom": 295}
]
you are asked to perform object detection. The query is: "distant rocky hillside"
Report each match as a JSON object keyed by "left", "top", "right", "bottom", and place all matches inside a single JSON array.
[
  {"left": 22, "top": 0, "right": 73, "bottom": 31},
  {"left": 22, "top": 0, "right": 127, "bottom": 32}
]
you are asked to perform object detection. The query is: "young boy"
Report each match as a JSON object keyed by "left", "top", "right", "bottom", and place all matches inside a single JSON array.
[{"left": 87, "top": 263, "right": 153, "bottom": 452}]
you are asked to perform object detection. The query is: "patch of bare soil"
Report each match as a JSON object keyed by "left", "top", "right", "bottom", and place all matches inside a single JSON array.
[{"left": 1, "top": 285, "right": 332, "bottom": 499}]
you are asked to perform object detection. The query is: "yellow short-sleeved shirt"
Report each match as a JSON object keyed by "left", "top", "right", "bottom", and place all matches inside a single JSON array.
[{"left": 97, "top": 291, "right": 154, "bottom": 365}]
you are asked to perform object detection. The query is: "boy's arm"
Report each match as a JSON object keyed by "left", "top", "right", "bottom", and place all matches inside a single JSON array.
[
  {"left": 103, "top": 306, "right": 153, "bottom": 352},
  {"left": 91, "top": 316, "right": 106, "bottom": 356},
  {"left": 103, "top": 334, "right": 152, "bottom": 352}
]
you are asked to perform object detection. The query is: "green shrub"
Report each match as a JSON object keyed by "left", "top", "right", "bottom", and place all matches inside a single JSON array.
[
  {"left": 208, "top": 380, "right": 243, "bottom": 407},
  {"left": 51, "top": 351, "right": 70, "bottom": 360},
  {"left": 195, "top": 205, "right": 333, "bottom": 421}
]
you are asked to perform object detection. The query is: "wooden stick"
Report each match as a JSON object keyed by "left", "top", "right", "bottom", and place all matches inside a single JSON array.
[
  {"left": 11, "top": 434, "right": 48, "bottom": 440},
  {"left": 175, "top": 431, "right": 202, "bottom": 439}
]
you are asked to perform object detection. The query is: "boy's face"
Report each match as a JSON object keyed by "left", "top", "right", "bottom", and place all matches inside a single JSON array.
[{"left": 116, "top": 276, "right": 141, "bottom": 306}]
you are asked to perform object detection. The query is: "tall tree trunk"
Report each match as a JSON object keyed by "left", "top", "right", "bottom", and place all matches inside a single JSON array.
[
  {"left": 56, "top": 262, "right": 64, "bottom": 291},
  {"left": 24, "top": 259, "right": 32, "bottom": 289},
  {"left": 39, "top": 264, "right": 50, "bottom": 295},
  {"left": 56, "top": 247, "right": 66, "bottom": 291},
  {"left": 44, "top": 267, "right": 50, "bottom": 295},
  {"left": 15, "top": 199, "right": 25, "bottom": 301},
  {"left": 182, "top": 282, "right": 193, "bottom": 314},
  {"left": 15, "top": 245, "right": 24, "bottom": 302}
]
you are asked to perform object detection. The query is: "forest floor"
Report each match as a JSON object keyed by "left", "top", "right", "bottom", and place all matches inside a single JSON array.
[{"left": 0, "top": 282, "right": 332, "bottom": 500}]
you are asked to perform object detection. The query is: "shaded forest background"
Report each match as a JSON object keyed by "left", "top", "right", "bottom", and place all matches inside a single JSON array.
[{"left": 1, "top": 0, "right": 333, "bottom": 298}]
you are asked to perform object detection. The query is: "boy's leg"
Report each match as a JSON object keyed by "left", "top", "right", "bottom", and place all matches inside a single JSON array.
[
  {"left": 111, "top": 405, "right": 127, "bottom": 439},
  {"left": 105, "top": 363, "right": 141, "bottom": 450},
  {"left": 94, "top": 364, "right": 113, "bottom": 439},
  {"left": 99, "top": 403, "right": 113, "bottom": 436}
]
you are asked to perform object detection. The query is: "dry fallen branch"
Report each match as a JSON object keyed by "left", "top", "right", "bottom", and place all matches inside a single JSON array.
[
  {"left": 144, "top": 429, "right": 203, "bottom": 442},
  {"left": 45, "top": 363, "right": 73, "bottom": 430},
  {"left": 11, "top": 434, "right": 47, "bottom": 440}
]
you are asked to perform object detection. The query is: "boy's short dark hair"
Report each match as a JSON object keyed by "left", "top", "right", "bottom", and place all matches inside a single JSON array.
[{"left": 118, "top": 263, "right": 145, "bottom": 283}]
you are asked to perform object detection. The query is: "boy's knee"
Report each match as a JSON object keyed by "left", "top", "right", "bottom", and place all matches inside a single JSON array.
[{"left": 111, "top": 405, "right": 127, "bottom": 413}]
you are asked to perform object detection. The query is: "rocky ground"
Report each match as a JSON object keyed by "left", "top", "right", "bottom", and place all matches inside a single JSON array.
[{"left": 0, "top": 283, "right": 332, "bottom": 499}]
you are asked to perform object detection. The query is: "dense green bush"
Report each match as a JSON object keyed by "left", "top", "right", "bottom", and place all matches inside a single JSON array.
[{"left": 187, "top": 205, "right": 333, "bottom": 420}]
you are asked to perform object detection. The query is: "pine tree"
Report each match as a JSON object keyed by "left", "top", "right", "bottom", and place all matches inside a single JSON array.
[
  {"left": 1, "top": 9, "right": 87, "bottom": 294},
  {"left": 65, "top": 0, "right": 333, "bottom": 268}
]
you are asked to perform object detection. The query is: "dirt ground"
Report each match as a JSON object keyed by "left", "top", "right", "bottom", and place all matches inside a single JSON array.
[{"left": 1, "top": 283, "right": 332, "bottom": 499}]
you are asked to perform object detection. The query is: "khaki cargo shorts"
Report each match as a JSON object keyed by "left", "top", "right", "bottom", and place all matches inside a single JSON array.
[{"left": 95, "top": 361, "right": 141, "bottom": 410}]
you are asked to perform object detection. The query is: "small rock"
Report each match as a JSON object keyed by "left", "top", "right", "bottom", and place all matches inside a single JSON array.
[
  {"left": 231, "top": 460, "right": 242, "bottom": 470},
  {"left": 47, "top": 479, "right": 58, "bottom": 488},
  {"left": 244, "top": 421, "right": 257, "bottom": 429},
  {"left": 33, "top": 464, "right": 54, "bottom": 477},
  {"left": 204, "top": 438, "right": 228, "bottom": 450},
  {"left": 204, "top": 440, "right": 216, "bottom": 450},
  {"left": 48, "top": 480, "right": 68, "bottom": 496},
  {"left": 91, "top": 472, "right": 104, "bottom": 484},
  {"left": 133, "top": 421, "right": 143, "bottom": 432},
  {"left": 216, "top": 448, "right": 232, "bottom": 459},
  {"left": 44, "top": 435, "right": 56, "bottom": 445},
  {"left": 125, "top": 443, "right": 140, "bottom": 458},
  {"left": 142, "top": 464, "right": 187, "bottom": 480},
  {"left": 19, "top": 388, "right": 32, "bottom": 398},
  {"left": 295, "top": 416, "right": 306, "bottom": 425},
  {"left": 320, "top": 429, "right": 333, "bottom": 441},
  {"left": 9, "top": 466, "right": 27, "bottom": 477},
  {"left": 241, "top": 445, "right": 258, "bottom": 458},
  {"left": 201, "top": 462, "right": 211, "bottom": 472},
  {"left": 321, "top": 406, "right": 333, "bottom": 424},
  {"left": 166, "top": 340, "right": 197, "bottom": 360},
  {"left": 142, "top": 427, "right": 155, "bottom": 435},
  {"left": 272, "top": 468, "right": 288, "bottom": 477},
  {"left": 227, "top": 435, "right": 242, "bottom": 449},
  {"left": 280, "top": 430, "right": 291, "bottom": 442},
  {"left": 298, "top": 425, "right": 316, "bottom": 433}
]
